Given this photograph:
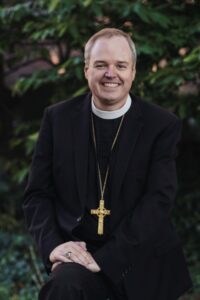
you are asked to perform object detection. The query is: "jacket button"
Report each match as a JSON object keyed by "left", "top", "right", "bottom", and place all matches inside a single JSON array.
[{"left": 77, "top": 216, "right": 82, "bottom": 222}]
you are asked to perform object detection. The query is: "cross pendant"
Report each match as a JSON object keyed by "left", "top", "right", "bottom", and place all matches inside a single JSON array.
[{"left": 90, "top": 199, "right": 111, "bottom": 235}]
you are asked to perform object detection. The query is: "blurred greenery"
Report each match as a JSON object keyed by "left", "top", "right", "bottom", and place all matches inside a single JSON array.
[{"left": 0, "top": 0, "right": 199, "bottom": 299}]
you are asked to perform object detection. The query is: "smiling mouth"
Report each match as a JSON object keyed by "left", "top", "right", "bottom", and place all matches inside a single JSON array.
[{"left": 102, "top": 82, "right": 120, "bottom": 87}]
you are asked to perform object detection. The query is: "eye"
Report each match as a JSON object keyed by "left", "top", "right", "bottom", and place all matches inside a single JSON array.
[
  {"left": 117, "top": 64, "right": 127, "bottom": 69},
  {"left": 95, "top": 64, "right": 106, "bottom": 69}
]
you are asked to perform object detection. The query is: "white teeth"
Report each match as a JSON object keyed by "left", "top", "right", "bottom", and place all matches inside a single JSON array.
[{"left": 103, "top": 83, "right": 119, "bottom": 87}]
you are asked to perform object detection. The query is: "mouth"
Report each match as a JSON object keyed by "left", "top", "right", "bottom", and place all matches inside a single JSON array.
[{"left": 101, "top": 82, "right": 121, "bottom": 88}]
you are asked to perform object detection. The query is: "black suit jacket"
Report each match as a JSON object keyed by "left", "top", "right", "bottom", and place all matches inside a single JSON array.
[{"left": 23, "top": 93, "right": 192, "bottom": 300}]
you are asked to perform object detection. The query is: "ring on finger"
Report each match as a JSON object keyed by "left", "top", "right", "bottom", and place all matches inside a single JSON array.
[{"left": 64, "top": 251, "right": 72, "bottom": 259}]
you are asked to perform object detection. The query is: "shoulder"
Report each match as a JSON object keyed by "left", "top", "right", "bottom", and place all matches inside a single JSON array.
[
  {"left": 45, "top": 93, "right": 90, "bottom": 119},
  {"left": 133, "top": 95, "right": 181, "bottom": 128}
]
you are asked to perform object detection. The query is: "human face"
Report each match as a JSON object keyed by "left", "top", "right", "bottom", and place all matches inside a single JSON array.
[{"left": 84, "top": 36, "right": 136, "bottom": 111}]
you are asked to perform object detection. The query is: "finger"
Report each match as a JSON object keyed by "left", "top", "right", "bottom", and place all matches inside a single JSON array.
[
  {"left": 66, "top": 242, "right": 88, "bottom": 256},
  {"left": 76, "top": 241, "right": 87, "bottom": 250},
  {"left": 51, "top": 253, "right": 71, "bottom": 263},
  {"left": 86, "top": 263, "right": 100, "bottom": 273},
  {"left": 65, "top": 243, "right": 90, "bottom": 264},
  {"left": 51, "top": 261, "right": 62, "bottom": 272},
  {"left": 53, "top": 245, "right": 89, "bottom": 266},
  {"left": 70, "top": 243, "right": 93, "bottom": 263},
  {"left": 68, "top": 252, "right": 89, "bottom": 267},
  {"left": 68, "top": 247, "right": 91, "bottom": 266},
  {"left": 70, "top": 245, "right": 92, "bottom": 264},
  {"left": 51, "top": 242, "right": 91, "bottom": 265},
  {"left": 85, "top": 263, "right": 96, "bottom": 273}
]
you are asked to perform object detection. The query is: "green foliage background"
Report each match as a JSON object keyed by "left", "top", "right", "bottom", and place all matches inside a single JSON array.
[{"left": 0, "top": 0, "right": 199, "bottom": 299}]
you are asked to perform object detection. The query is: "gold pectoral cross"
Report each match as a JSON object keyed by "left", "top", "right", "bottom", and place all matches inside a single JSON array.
[{"left": 90, "top": 199, "right": 111, "bottom": 235}]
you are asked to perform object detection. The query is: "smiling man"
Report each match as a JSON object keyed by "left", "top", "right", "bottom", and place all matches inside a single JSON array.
[
  {"left": 23, "top": 28, "right": 192, "bottom": 300},
  {"left": 84, "top": 34, "right": 136, "bottom": 110}
]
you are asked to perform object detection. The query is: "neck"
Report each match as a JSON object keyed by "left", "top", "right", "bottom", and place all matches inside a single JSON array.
[
  {"left": 92, "top": 95, "right": 132, "bottom": 120},
  {"left": 93, "top": 98, "right": 126, "bottom": 111}
]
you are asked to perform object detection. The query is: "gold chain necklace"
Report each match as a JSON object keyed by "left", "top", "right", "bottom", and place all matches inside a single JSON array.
[{"left": 90, "top": 113, "right": 125, "bottom": 235}]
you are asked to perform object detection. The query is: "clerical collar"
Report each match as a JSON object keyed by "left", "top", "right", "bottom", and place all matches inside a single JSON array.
[{"left": 92, "top": 95, "right": 132, "bottom": 120}]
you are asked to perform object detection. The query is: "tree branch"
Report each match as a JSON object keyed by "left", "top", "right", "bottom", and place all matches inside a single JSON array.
[{"left": 4, "top": 58, "right": 55, "bottom": 76}]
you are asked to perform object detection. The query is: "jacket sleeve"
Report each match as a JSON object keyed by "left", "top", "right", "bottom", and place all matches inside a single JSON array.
[
  {"left": 23, "top": 108, "right": 64, "bottom": 274},
  {"left": 93, "top": 117, "right": 182, "bottom": 284}
]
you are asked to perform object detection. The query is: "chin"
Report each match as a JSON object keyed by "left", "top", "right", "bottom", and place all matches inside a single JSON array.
[
  {"left": 99, "top": 93, "right": 122, "bottom": 101},
  {"left": 101, "top": 97, "right": 118, "bottom": 104}
]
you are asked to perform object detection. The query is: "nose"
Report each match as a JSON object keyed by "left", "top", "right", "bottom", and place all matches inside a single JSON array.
[{"left": 104, "top": 65, "right": 116, "bottom": 78}]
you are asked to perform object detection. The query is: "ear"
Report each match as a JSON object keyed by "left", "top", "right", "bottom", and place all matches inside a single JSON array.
[
  {"left": 132, "top": 66, "right": 136, "bottom": 81},
  {"left": 84, "top": 65, "right": 89, "bottom": 80}
]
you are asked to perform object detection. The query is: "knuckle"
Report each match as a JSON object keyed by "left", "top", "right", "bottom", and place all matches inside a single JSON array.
[{"left": 79, "top": 256, "right": 85, "bottom": 262}]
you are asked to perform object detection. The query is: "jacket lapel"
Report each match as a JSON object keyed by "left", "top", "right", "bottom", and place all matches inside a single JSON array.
[
  {"left": 71, "top": 94, "right": 91, "bottom": 209},
  {"left": 110, "top": 95, "right": 144, "bottom": 208}
]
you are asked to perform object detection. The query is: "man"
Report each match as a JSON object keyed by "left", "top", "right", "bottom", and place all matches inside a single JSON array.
[{"left": 23, "top": 28, "right": 192, "bottom": 300}]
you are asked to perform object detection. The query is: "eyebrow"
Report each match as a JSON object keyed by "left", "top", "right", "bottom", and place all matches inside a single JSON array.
[
  {"left": 93, "top": 60, "right": 129, "bottom": 64},
  {"left": 93, "top": 61, "right": 106, "bottom": 64},
  {"left": 117, "top": 61, "right": 129, "bottom": 64}
]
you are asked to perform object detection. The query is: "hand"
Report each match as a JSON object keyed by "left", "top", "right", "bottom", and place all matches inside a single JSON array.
[
  {"left": 50, "top": 241, "right": 91, "bottom": 269},
  {"left": 51, "top": 261, "right": 62, "bottom": 271},
  {"left": 49, "top": 241, "right": 100, "bottom": 272},
  {"left": 51, "top": 252, "right": 101, "bottom": 273},
  {"left": 85, "top": 253, "right": 101, "bottom": 272},
  {"left": 49, "top": 241, "right": 91, "bottom": 266}
]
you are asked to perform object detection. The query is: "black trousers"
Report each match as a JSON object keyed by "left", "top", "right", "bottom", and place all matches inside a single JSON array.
[{"left": 39, "top": 262, "right": 126, "bottom": 300}]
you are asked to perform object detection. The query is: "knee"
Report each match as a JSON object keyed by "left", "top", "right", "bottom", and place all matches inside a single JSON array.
[
  {"left": 40, "top": 263, "right": 110, "bottom": 300},
  {"left": 51, "top": 262, "right": 95, "bottom": 291}
]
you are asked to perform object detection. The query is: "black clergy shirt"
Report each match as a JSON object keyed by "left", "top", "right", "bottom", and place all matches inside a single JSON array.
[{"left": 72, "top": 113, "right": 123, "bottom": 252}]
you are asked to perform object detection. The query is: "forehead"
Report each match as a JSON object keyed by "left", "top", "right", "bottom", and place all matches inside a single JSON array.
[{"left": 89, "top": 36, "right": 132, "bottom": 62}]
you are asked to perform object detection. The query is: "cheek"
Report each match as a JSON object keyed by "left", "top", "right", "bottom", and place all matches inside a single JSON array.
[
  {"left": 88, "top": 77, "right": 101, "bottom": 91},
  {"left": 125, "top": 73, "right": 134, "bottom": 86},
  {"left": 89, "top": 74, "right": 103, "bottom": 86}
]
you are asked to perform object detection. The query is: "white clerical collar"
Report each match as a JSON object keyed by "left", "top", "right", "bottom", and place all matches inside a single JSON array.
[{"left": 92, "top": 95, "right": 131, "bottom": 120}]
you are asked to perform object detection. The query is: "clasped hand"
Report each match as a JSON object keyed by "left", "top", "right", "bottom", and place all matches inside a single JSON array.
[{"left": 49, "top": 241, "right": 101, "bottom": 273}]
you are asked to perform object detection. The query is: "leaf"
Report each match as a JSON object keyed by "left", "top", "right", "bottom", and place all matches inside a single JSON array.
[
  {"left": 132, "top": 3, "right": 150, "bottom": 23},
  {"left": 48, "top": 0, "right": 60, "bottom": 12},
  {"left": 138, "top": 43, "right": 163, "bottom": 56},
  {"left": 13, "top": 167, "right": 29, "bottom": 184},
  {"left": 82, "top": 0, "right": 93, "bottom": 8},
  {"left": 183, "top": 46, "right": 200, "bottom": 64},
  {"left": 28, "top": 132, "right": 39, "bottom": 142},
  {"left": 72, "top": 85, "right": 88, "bottom": 97}
]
